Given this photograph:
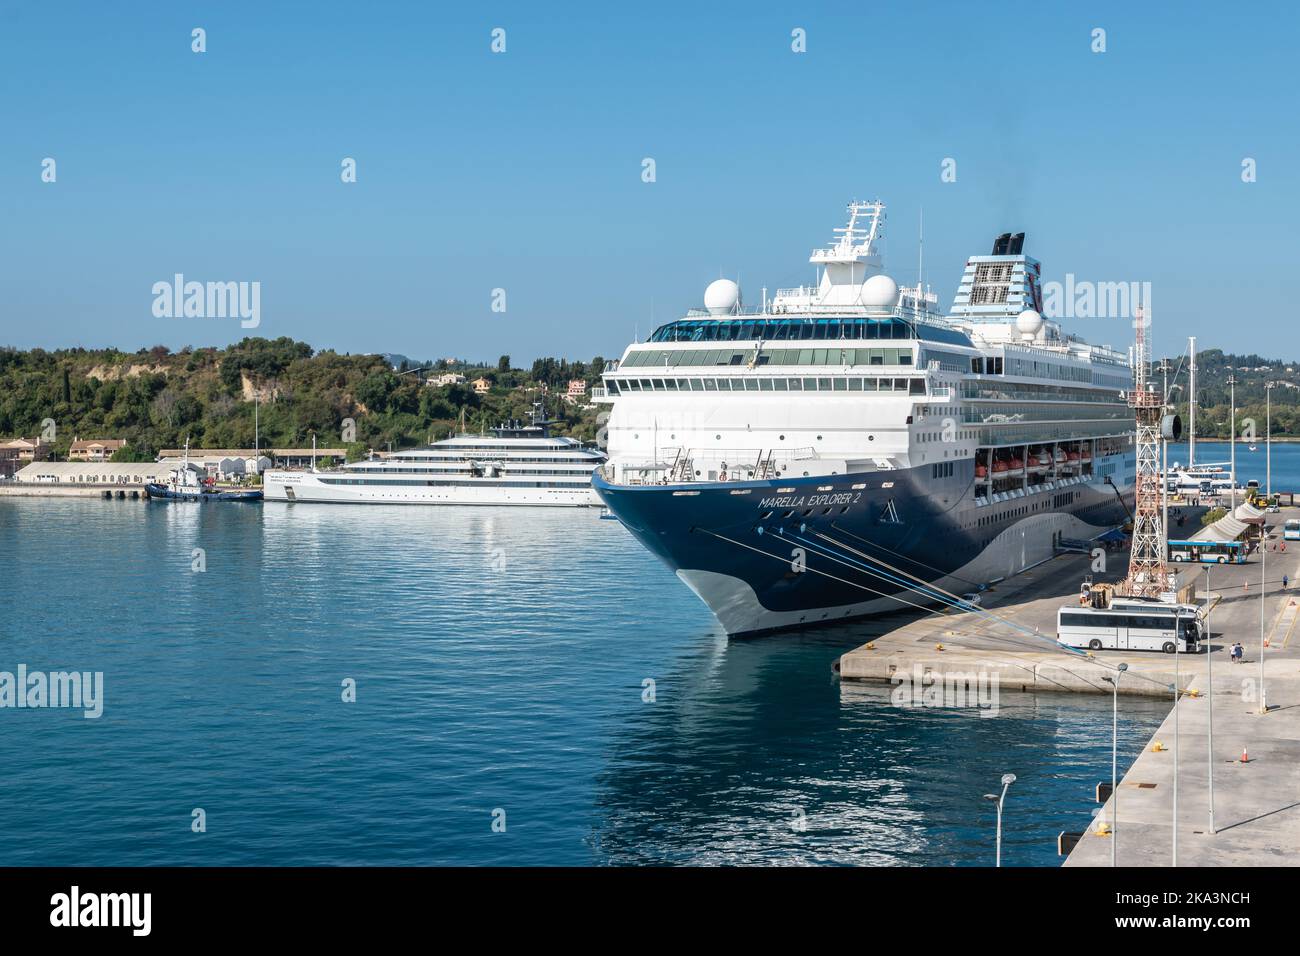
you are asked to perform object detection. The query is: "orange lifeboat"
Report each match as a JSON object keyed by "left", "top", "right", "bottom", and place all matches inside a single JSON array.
[{"left": 975, "top": 464, "right": 988, "bottom": 478}]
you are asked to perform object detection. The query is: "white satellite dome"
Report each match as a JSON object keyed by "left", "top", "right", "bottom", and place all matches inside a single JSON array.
[
  {"left": 703, "top": 278, "right": 741, "bottom": 316},
  {"left": 860, "top": 274, "right": 899, "bottom": 308},
  {"left": 1015, "top": 309, "right": 1045, "bottom": 339}
]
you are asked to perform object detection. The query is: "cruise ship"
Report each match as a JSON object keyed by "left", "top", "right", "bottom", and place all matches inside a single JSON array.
[
  {"left": 593, "top": 201, "right": 1137, "bottom": 635},
  {"left": 263, "top": 406, "right": 605, "bottom": 506}
]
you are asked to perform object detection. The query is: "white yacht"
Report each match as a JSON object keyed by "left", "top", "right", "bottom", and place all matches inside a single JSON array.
[{"left": 263, "top": 406, "right": 605, "bottom": 506}]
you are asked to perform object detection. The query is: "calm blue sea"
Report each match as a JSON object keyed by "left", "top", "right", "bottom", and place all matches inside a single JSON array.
[
  {"left": 1164, "top": 441, "right": 1300, "bottom": 494},
  {"left": 17, "top": 449, "right": 1298, "bottom": 866}
]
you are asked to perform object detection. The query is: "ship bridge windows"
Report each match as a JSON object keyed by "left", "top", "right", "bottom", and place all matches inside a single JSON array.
[
  {"left": 608, "top": 375, "right": 931, "bottom": 393},
  {"left": 620, "top": 346, "right": 916, "bottom": 368},
  {"left": 647, "top": 316, "right": 975, "bottom": 346}
]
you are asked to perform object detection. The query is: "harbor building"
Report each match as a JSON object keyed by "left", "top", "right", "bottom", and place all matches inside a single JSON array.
[
  {"left": 0, "top": 437, "right": 51, "bottom": 479},
  {"left": 13, "top": 461, "right": 175, "bottom": 486},
  {"left": 158, "top": 448, "right": 347, "bottom": 470}
]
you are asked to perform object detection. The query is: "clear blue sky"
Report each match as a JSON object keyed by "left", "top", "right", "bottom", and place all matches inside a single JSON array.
[{"left": 1, "top": 0, "right": 1295, "bottom": 363}]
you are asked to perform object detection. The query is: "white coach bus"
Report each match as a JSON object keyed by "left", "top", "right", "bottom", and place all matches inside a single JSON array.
[{"left": 1057, "top": 599, "right": 1204, "bottom": 654}]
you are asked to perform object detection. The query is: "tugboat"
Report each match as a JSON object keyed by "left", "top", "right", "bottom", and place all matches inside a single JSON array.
[{"left": 146, "top": 442, "right": 263, "bottom": 502}]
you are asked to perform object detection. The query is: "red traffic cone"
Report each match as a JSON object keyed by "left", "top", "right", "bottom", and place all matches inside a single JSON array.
[{"left": 1240, "top": 747, "right": 1250, "bottom": 763}]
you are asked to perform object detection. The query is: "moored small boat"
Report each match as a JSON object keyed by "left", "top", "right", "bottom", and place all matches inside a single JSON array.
[{"left": 144, "top": 440, "right": 263, "bottom": 502}]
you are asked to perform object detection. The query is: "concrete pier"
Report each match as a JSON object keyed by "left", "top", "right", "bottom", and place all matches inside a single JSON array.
[
  {"left": 836, "top": 505, "right": 1300, "bottom": 866},
  {"left": 0, "top": 484, "right": 143, "bottom": 498},
  {"left": 1065, "top": 525, "right": 1300, "bottom": 866}
]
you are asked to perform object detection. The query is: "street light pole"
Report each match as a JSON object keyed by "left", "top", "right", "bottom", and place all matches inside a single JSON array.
[
  {"left": 1260, "top": 517, "right": 1268, "bottom": 715},
  {"left": 1206, "top": 565, "right": 1216, "bottom": 834},
  {"left": 1173, "top": 641, "right": 1180, "bottom": 866},
  {"left": 983, "top": 773, "right": 1017, "bottom": 867},
  {"left": 1101, "top": 663, "right": 1128, "bottom": 866},
  {"left": 1266, "top": 382, "right": 1274, "bottom": 499},
  {"left": 1227, "top": 375, "right": 1236, "bottom": 514}
]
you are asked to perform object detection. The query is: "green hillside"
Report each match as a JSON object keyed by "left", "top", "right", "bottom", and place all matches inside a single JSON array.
[
  {"left": 1153, "top": 348, "right": 1300, "bottom": 438},
  {"left": 0, "top": 338, "right": 607, "bottom": 461}
]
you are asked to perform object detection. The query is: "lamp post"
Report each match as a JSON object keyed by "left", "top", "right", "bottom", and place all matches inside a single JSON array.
[
  {"left": 983, "top": 773, "right": 1017, "bottom": 867},
  {"left": 1260, "top": 511, "right": 1268, "bottom": 715},
  {"left": 1100, "top": 663, "right": 1128, "bottom": 866},
  {"left": 1266, "top": 381, "right": 1274, "bottom": 499},
  {"left": 1227, "top": 375, "right": 1237, "bottom": 514},
  {"left": 1205, "top": 565, "right": 1216, "bottom": 833},
  {"left": 1173, "top": 640, "right": 1180, "bottom": 866}
]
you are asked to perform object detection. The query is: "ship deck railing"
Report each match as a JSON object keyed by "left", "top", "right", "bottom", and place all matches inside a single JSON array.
[{"left": 609, "top": 447, "right": 820, "bottom": 485}]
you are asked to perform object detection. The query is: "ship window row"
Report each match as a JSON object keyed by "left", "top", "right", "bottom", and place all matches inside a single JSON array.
[
  {"left": 410, "top": 445, "right": 576, "bottom": 453},
  {"left": 931, "top": 462, "right": 955, "bottom": 479},
  {"left": 382, "top": 460, "right": 595, "bottom": 468},
  {"left": 960, "top": 381, "right": 1127, "bottom": 405},
  {"left": 648, "top": 317, "right": 974, "bottom": 346},
  {"left": 622, "top": 347, "right": 914, "bottom": 368},
  {"left": 961, "top": 404, "right": 1133, "bottom": 424},
  {"left": 1002, "top": 355, "right": 1093, "bottom": 383},
  {"left": 920, "top": 349, "right": 970, "bottom": 373},
  {"left": 319, "top": 478, "right": 589, "bottom": 488},
  {"left": 349, "top": 467, "right": 592, "bottom": 476},
  {"left": 973, "top": 424, "right": 1132, "bottom": 444},
  {"left": 608, "top": 376, "right": 927, "bottom": 395}
]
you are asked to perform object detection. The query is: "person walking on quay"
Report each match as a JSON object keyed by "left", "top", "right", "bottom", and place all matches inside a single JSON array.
[{"left": 1231, "top": 642, "right": 1244, "bottom": 664}]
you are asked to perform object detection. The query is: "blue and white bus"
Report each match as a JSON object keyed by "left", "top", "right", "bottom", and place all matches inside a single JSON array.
[{"left": 1168, "top": 539, "right": 1247, "bottom": 564}]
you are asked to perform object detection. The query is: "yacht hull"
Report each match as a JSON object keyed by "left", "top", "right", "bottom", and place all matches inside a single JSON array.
[{"left": 263, "top": 470, "right": 599, "bottom": 506}]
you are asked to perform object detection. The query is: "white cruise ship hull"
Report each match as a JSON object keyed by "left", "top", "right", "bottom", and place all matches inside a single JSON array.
[{"left": 263, "top": 470, "right": 600, "bottom": 507}]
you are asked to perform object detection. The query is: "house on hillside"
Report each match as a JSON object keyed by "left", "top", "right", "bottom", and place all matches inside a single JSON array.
[
  {"left": 427, "top": 373, "right": 466, "bottom": 387},
  {"left": 68, "top": 438, "right": 127, "bottom": 462}
]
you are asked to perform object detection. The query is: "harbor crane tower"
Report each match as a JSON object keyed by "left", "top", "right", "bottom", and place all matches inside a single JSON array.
[{"left": 1122, "top": 305, "right": 1172, "bottom": 599}]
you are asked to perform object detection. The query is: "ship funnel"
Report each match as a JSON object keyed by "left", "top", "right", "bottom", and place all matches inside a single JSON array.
[
  {"left": 1008, "top": 233, "right": 1025, "bottom": 255},
  {"left": 991, "top": 233, "right": 1012, "bottom": 255}
]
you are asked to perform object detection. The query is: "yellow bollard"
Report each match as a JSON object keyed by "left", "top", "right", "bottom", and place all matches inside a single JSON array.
[
  {"left": 1151, "top": 740, "right": 1167, "bottom": 752},
  {"left": 935, "top": 643, "right": 945, "bottom": 652}
]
